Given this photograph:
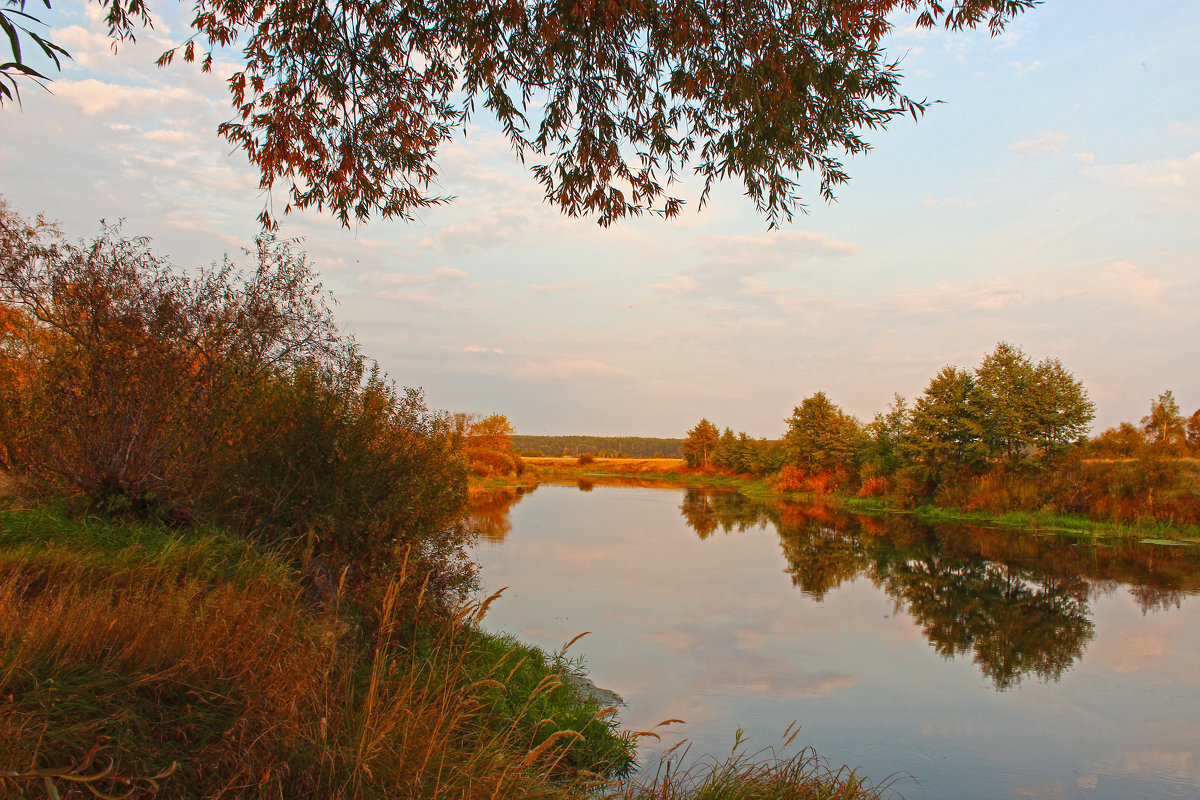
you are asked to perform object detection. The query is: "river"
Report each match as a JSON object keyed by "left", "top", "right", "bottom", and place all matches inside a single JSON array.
[{"left": 470, "top": 482, "right": 1200, "bottom": 799}]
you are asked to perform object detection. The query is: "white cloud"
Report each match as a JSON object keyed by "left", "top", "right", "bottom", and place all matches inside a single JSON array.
[
  {"left": 50, "top": 79, "right": 208, "bottom": 117},
  {"left": 362, "top": 266, "right": 480, "bottom": 309},
  {"left": 922, "top": 195, "right": 980, "bottom": 208},
  {"left": 142, "top": 129, "right": 199, "bottom": 145},
  {"left": 695, "top": 230, "right": 859, "bottom": 261},
  {"left": 512, "top": 358, "right": 632, "bottom": 380},
  {"left": 463, "top": 345, "right": 505, "bottom": 354},
  {"left": 1101, "top": 151, "right": 1199, "bottom": 189},
  {"left": 645, "top": 275, "right": 702, "bottom": 295},
  {"left": 1009, "top": 130, "right": 1070, "bottom": 156},
  {"left": 1091, "top": 261, "right": 1168, "bottom": 313},
  {"left": 1075, "top": 152, "right": 1096, "bottom": 163},
  {"left": 529, "top": 280, "right": 594, "bottom": 294}
]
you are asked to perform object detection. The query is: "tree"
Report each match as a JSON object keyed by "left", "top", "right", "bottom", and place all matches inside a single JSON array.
[
  {"left": 1141, "top": 390, "right": 1186, "bottom": 452},
  {"left": 682, "top": 418, "right": 719, "bottom": 469},
  {"left": 1029, "top": 356, "right": 1094, "bottom": 453},
  {"left": 1188, "top": 409, "right": 1200, "bottom": 453},
  {"left": 974, "top": 342, "right": 1037, "bottom": 461},
  {"left": 906, "top": 365, "right": 983, "bottom": 474},
  {"left": 1088, "top": 423, "right": 1145, "bottom": 460},
  {"left": 784, "top": 391, "right": 862, "bottom": 473},
  {"left": 4, "top": 1, "right": 1036, "bottom": 228},
  {"left": 860, "top": 393, "right": 910, "bottom": 477},
  {"left": 0, "top": 0, "right": 69, "bottom": 105},
  {"left": 713, "top": 427, "right": 740, "bottom": 472},
  {"left": 457, "top": 412, "right": 524, "bottom": 476}
]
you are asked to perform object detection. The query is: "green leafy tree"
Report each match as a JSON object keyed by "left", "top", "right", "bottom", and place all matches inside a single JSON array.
[
  {"left": 682, "top": 418, "right": 720, "bottom": 469},
  {"left": 1141, "top": 390, "right": 1187, "bottom": 452},
  {"left": 784, "top": 392, "right": 862, "bottom": 473},
  {"left": 906, "top": 365, "right": 983, "bottom": 475},
  {"left": 713, "top": 427, "right": 739, "bottom": 471},
  {"left": 1029, "top": 356, "right": 1094, "bottom": 453},
  {"left": 0, "top": 0, "right": 70, "bottom": 105},
  {"left": 860, "top": 393, "right": 911, "bottom": 477},
  {"left": 4, "top": 1, "right": 1036, "bottom": 228},
  {"left": 974, "top": 342, "right": 1038, "bottom": 461}
]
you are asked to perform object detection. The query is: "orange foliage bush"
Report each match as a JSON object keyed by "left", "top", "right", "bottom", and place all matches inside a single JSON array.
[
  {"left": 856, "top": 476, "right": 890, "bottom": 498},
  {"left": 773, "top": 466, "right": 852, "bottom": 495}
]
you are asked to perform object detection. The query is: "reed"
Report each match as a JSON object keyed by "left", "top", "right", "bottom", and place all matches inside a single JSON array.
[
  {"left": 617, "top": 726, "right": 905, "bottom": 800},
  {"left": 0, "top": 504, "right": 630, "bottom": 800}
]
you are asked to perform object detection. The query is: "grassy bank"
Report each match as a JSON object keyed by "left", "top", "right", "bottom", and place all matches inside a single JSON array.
[
  {"left": 481, "top": 458, "right": 1200, "bottom": 542},
  {"left": 0, "top": 498, "right": 900, "bottom": 800}
]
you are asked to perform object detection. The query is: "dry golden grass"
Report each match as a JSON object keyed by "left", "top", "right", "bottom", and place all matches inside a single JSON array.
[
  {"left": 0, "top": 543, "right": 611, "bottom": 800},
  {"left": 525, "top": 457, "right": 686, "bottom": 474}
]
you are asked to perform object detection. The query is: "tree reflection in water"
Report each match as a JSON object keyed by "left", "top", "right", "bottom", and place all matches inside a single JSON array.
[
  {"left": 677, "top": 488, "right": 1200, "bottom": 691},
  {"left": 468, "top": 485, "right": 539, "bottom": 542},
  {"left": 468, "top": 484, "right": 1200, "bottom": 690}
]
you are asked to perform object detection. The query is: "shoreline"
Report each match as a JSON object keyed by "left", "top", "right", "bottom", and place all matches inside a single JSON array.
[{"left": 472, "top": 458, "right": 1200, "bottom": 543}]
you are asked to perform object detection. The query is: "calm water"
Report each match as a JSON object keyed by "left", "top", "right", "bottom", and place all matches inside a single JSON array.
[{"left": 470, "top": 483, "right": 1200, "bottom": 800}]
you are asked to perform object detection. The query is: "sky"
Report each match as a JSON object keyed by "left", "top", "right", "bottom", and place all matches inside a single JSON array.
[{"left": 2, "top": 1, "right": 1197, "bottom": 437}]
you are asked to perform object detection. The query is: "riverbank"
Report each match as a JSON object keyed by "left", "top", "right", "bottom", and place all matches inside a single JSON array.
[
  {"left": 0, "top": 494, "right": 899, "bottom": 800},
  {"left": 475, "top": 457, "right": 1200, "bottom": 542}
]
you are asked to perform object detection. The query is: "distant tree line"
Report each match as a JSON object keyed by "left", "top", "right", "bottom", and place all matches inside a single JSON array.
[
  {"left": 512, "top": 435, "right": 682, "bottom": 459},
  {"left": 682, "top": 343, "right": 1200, "bottom": 525}
]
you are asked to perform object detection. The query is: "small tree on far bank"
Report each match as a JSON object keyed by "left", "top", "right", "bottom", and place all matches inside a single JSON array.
[
  {"left": 1142, "top": 390, "right": 1187, "bottom": 453},
  {"left": 784, "top": 392, "right": 862, "bottom": 474},
  {"left": 682, "top": 418, "right": 719, "bottom": 469}
]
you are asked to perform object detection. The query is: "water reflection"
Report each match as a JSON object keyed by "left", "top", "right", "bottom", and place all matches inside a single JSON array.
[
  {"left": 470, "top": 485, "right": 1200, "bottom": 689},
  {"left": 471, "top": 484, "right": 1200, "bottom": 800},
  {"left": 468, "top": 485, "right": 539, "bottom": 542},
  {"left": 676, "top": 488, "right": 1200, "bottom": 690}
]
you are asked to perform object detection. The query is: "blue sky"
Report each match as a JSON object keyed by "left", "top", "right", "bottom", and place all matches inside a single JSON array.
[{"left": 2, "top": 1, "right": 1197, "bottom": 437}]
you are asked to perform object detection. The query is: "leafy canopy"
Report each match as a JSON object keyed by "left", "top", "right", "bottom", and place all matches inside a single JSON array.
[{"left": 4, "top": 0, "right": 1036, "bottom": 228}]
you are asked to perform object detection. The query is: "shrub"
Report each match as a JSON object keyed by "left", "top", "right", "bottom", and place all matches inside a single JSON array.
[
  {"left": 577, "top": 453, "right": 595, "bottom": 466},
  {"left": 0, "top": 202, "right": 339, "bottom": 511},
  {"left": 0, "top": 203, "right": 472, "bottom": 607}
]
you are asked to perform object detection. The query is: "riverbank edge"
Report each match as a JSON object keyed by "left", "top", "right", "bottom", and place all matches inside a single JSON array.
[
  {"left": 0, "top": 498, "right": 899, "bottom": 800},
  {"left": 473, "top": 462, "right": 1200, "bottom": 543}
]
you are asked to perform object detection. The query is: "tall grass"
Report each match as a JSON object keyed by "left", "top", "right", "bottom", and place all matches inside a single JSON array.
[
  {"left": 0, "top": 506, "right": 629, "bottom": 800},
  {"left": 619, "top": 727, "right": 906, "bottom": 800}
]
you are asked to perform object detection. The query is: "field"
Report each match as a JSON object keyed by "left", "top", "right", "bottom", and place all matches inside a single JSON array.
[{"left": 524, "top": 456, "right": 687, "bottom": 473}]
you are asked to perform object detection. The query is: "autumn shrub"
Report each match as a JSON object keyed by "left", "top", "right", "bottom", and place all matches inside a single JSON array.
[
  {"left": 0, "top": 203, "right": 472, "bottom": 606},
  {"left": 203, "top": 358, "right": 472, "bottom": 605},
  {"left": 465, "top": 446, "right": 518, "bottom": 476},
  {"left": 0, "top": 202, "right": 340, "bottom": 511},
  {"left": 772, "top": 466, "right": 852, "bottom": 495},
  {"left": 577, "top": 453, "right": 596, "bottom": 466},
  {"left": 456, "top": 413, "right": 524, "bottom": 477},
  {"left": 856, "top": 476, "right": 890, "bottom": 498}
]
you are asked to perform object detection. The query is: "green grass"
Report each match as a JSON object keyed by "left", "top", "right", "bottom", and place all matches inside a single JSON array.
[
  {"left": 1, "top": 494, "right": 902, "bottom": 800},
  {"left": 481, "top": 465, "right": 1200, "bottom": 542},
  {"left": 619, "top": 728, "right": 905, "bottom": 800},
  {"left": 0, "top": 498, "right": 291, "bottom": 587},
  {"left": 466, "top": 630, "right": 637, "bottom": 777},
  {"left": 838, "top": 497, "right": 1200, "bottom": 542}
]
